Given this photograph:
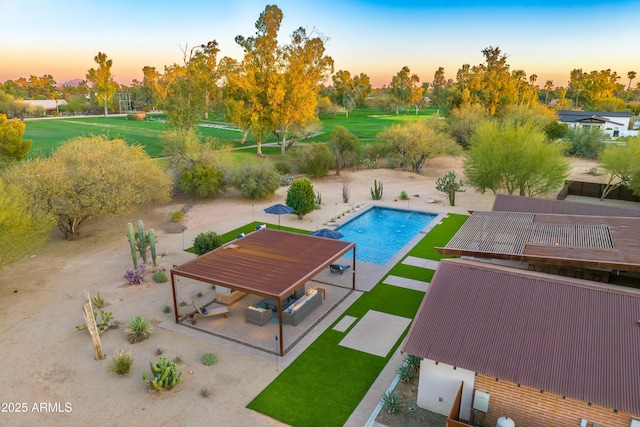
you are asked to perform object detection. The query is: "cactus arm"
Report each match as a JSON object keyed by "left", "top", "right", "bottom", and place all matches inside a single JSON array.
[
  {"left": 148, "top": 229, "right": 157, "bottom": 267},
  {"left": 127, "top": 223, "right": 138, "bottom": 269}
]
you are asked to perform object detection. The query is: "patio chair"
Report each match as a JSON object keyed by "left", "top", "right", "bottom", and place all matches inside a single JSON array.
[
  {"left": 329, "top": 264, "right": 350, "bottom": 274},
  {"left": 188, "top": 300, "right": 230, "bottom": 325}
]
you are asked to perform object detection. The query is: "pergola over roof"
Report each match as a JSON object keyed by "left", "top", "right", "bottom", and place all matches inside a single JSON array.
[
  {"left": 437, "top": 210, "right": 640, "bottom": 272},
  {"left": 170, "top": 228, "right": 356, "bottom": 355}
]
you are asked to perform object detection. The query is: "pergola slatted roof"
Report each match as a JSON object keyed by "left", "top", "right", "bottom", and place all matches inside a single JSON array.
[
  {"left": 170, "top": 228, "right": 356, "bottom": 355},
  {"left": 439, "top": 211, "right": 640, "bottom": 272}
]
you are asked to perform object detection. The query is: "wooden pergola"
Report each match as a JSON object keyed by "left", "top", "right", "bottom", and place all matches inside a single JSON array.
[{"left": 170, "top": 228, "right": 356, "bottom": 355}]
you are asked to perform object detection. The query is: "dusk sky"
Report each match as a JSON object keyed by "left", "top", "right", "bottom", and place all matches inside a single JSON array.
[{"left": 1, "top": 0, "right": 639, "bottom": 89}]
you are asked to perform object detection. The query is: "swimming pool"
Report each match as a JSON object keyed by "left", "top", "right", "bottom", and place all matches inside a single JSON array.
[{"left": 336, "top": 206, "right": 437, "bottom": 265}]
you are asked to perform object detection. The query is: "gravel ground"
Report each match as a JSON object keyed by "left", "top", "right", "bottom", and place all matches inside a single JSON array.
[{"left": 375, "top": 377, "right": 447, "bottom": 427}]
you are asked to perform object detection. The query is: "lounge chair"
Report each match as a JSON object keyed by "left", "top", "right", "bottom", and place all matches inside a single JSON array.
[
  {"left": 188, "top": 300, "right": 230, "bottom": 324},
  {"left": 329, "top": 264, "right": 350, "bottom": 274}
]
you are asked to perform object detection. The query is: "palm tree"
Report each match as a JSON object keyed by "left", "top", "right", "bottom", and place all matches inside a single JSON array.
[
  {"left": 527, "top": 74, "right": 538, "bottom": 105},
  {"left": 544, "top": 80, "right": 554, "bottom": 105},
  {"left": 628, "top": 71, "right": 637, "bottom": 91},
  {"left": 512, "top": 70, "right": 526, "bottom": 105}
]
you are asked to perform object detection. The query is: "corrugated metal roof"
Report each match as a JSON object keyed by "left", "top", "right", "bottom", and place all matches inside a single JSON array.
[
  {"left": 492, "top": 194, "right": 640, "bottom": 218},
  {"left": 402, "top": 258, "right": 640, "bottom": 415},
  {"left": 439, "top": 210, "right": 640, "bottom": 272}
]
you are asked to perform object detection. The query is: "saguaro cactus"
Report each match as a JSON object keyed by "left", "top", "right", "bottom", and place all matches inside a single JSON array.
[
  {"left": 148, "top": 229, "right": 157, "bottom": 267},
  {"left": 371, "top": 179, "right": 383, "bottom": 200},
  {"left": 137, "top": 220, "right": 147, "bottom": 264},
  {"left": 127, "top": 222, "right": 138, "bottom": 269}
]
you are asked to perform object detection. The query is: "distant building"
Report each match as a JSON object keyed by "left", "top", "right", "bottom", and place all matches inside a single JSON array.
[
  {"left": 557, "top": 110, "right": 638, "bottom": 139},
  {"left": 21, "top": 99, "right": 67, "bottom": 115}
]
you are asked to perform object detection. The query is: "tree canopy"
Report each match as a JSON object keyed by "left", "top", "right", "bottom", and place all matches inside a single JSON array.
[
  {"left": 378, "top": 119, "right": 458, "bottom": 173},
  {"left": 0, "top": 179, "right": 53, "bottom": 269},
  {"left": 86, "top": 52, "right": 118, "bottom": 116},
  {"left": 599, "top": 136, "right": 640, "bottom": 199},
  {"left": 463, "top": 120, "right": 570, "bottom": 196},
  {"left": 4, "top": 136, "right": 172, "bottom": 240},
  {"left": 0, "top": 113, "right": 32, "bottom": 165}
]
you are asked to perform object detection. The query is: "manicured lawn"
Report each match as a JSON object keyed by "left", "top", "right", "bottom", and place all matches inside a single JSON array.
[
  {"left": 247, "top": 213, "right": 469, "bottom": 426},
  {"left": 23, "top": 107, "right": 441, "bottom": 158}
]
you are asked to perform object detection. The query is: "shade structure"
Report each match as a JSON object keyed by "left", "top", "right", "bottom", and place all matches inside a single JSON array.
[
  {"left": 263, "top": 204, "right": 294, "bottom": 228},
  {"left": 310, "top": 228, "right": 344, "bottom": 239}
]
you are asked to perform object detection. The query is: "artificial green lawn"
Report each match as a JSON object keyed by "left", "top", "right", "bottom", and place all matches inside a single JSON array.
[{"left": 247, "top": 213, "right": 469, "bottom": 427}]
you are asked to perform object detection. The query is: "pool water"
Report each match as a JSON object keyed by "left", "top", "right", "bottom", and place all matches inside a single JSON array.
[{"left": 336, "top": 207, "right": 437, "bottom": 265}]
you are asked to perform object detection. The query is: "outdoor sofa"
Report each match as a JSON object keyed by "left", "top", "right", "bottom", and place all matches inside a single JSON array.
[
  {"left": 282, "top": 289, "right": 322, "bottom": 326},
  {"left": 244, "top": 306, "right": 272, "bottom": 325}
]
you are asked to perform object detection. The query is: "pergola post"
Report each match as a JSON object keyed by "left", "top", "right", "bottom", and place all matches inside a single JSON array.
[
  {"left": 171, "top": 270, "right": 179, "bottom": 323},
  {"left": 352, "top": 246, "right": 356, "bottom": 290},
  {"left": 278, "top": 300, "right": 284, "bottom": 356}
]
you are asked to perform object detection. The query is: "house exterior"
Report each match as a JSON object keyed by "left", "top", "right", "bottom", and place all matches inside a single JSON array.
[
  {"left": 402, "top": 258, "right": 640, "bottom": 427},
  {"left": 21, "top": 99, "right": 67, "bottom": 115},
  {"left": 557, "top": 110, "right": 638, "bottom": 139}
]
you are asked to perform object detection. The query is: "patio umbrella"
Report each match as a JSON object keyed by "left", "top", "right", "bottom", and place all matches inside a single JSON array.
[
  {"left": 263, "top": 203, "right": 294, "bottom": 228},
  {"left": 310, "top": 228, "right": 344, "bottom": 240}
]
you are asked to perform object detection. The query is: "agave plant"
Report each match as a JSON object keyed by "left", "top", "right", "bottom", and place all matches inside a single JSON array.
[
  {"left": 381, "top": 391, "right": 403, "bottom": 414},
  {"left": 397, "top": 363, "right": 414, "bottom": 382},
  {"left": 126, "top": 315, "right": 152, "bottom": 343}
]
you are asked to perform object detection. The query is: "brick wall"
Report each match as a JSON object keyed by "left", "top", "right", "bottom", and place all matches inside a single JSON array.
[{"left": 472, "top": 374, "right": 636, "bottom": 427}]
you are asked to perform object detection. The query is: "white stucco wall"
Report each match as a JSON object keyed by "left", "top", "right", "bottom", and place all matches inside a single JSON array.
[{"left": 417, "top": 359, "right": 475, "bottom": 421}]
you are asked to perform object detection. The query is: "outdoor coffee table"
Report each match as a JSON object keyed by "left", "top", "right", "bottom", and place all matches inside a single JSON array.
[{"left": 263, "top": 298, "right": 278, "bottom": 311}]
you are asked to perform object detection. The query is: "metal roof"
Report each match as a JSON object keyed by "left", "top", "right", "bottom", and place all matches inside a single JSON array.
[
  {"left": 402, "top": 258, "right": 640, "bottom": 415},
  {"left": 557, "top": 110, "right": 632, "bottom": 118},
  {"left": 492, "top": 194, "right": 640, "bottom": 218},
  {"left": 438, "top": 210, "right": 640, "bottom": 272}
]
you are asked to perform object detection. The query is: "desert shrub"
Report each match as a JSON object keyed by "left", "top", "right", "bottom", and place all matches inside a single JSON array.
[
  {"left": 162, "top": 305, "right": 171, "bottom": 314},
  {"left": 399, "top": 191, "right": 409, "bottom": 200},
  {"left": 126, "top": 315, "right": 152, "bottom": 343},
  {"left": 296, "top": 143, "right": 335, "bottom": 178},
  {"left": 153, "top": 270, "right": 168, "bottom": 283},
  {"left": 230, "top": 164, "right": 281, "bottom": 199},
  {"left": 178, "top": 164, "right": 226, "bottom": 198},
  {"left": 361, "top": 141, "right": 390, "bottom": 166},
  {"left": 124, "top": 265, "right": 146, "bottom": 285},
  {"left": 274, "top": 161, "right": 292, "bottom": 175},
  {"left": 280, "top": 174, "right": 293, "bottom": 186},
  {"left": 170, "top": 211, "right": 184, "bottom": 222},
  {"left": 202, "top": 352, "right": 218, "bottom": 366},
  {"left": 286, "top": 178, "right": 315, "bottom": 219},
  {"left": 143, "top": 357, "right": 182, "bottom": 390},
  {"left": 565, "top": 127, "right": 606, "bottom": 159},
  {"left": 193, "top": 231, "right": 221, "bottom": 256},
  {"left": 108, "top": 350, "right": 134, "bottom": 375}
]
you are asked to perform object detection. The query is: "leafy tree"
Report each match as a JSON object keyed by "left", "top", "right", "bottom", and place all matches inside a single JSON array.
[
  {"left": 543, "top": 121, "right": 568, "bottom": 141},
  {"left": 4, "top": 136, "right": 172, "bottom": 240},
  {"left": 599, "top": 137, "right": 640, "bottom": 199},
  {"left": 0, "top": 179, "right": 54, "bottom": 269},
  {"left": 389, "top": 66, "right": 421, "bottom": 114},
  {"left": 378, "top": 119, "right": 458, "bottom": 173},
  {"left": 565, "top": 127, "right": 606, "bottom": 159},
  {"left": 296, "top": 143, "right": 335, "bottom": 178},
  {"left": 286, "top": 177, "right": 315, "bottom": 219},
  {"left": 0, "top": 114, "right": 32, "bottom": 165},
  {"left": 178, "top": 164, "right": 226, "bottom": 198},
  {"left": 446, "top": 104, "right": 489, "bottom": 148},
  {"left": 162, "top": 130, "right": 225, "bottom": 173},
  {"left": 276, "top": 27, "right": 333, "bottom": 155},
  {"left": 86, "top": 52, "right": 118, "bottom": 116},
  {"left": 329, "top": 125, "right": 359, "bottom": 176},
  {"left": 225, "top": 5, "right": 285, "bottom": 156},
  {"left": 230, "top": 163, "right": 281, "bottom": 199},
  {"left": 435, "top": 171, "right": 465, "bottom": 206},
  {"left": 463, "top": 120, "right": 570, "bottom": 196}
]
